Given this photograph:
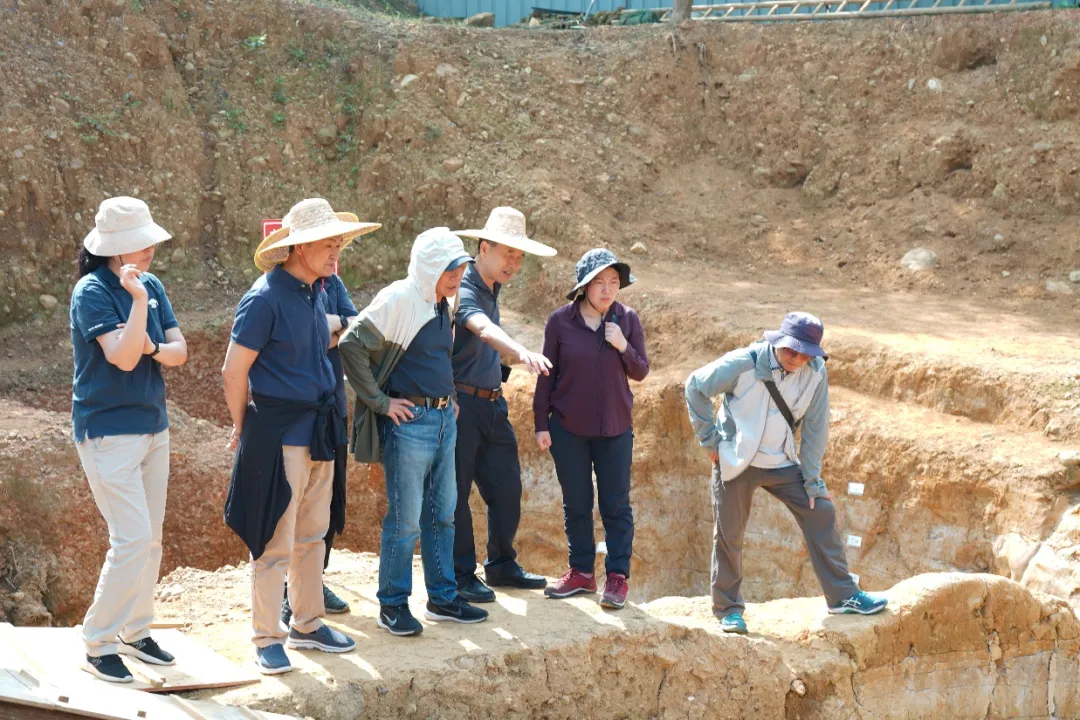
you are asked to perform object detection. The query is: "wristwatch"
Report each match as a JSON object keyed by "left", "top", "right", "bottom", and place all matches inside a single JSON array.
[{"left": 150, "top": 340, "right": 161, "bottom": 358}]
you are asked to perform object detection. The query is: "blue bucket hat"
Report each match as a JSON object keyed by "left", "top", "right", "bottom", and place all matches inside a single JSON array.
[
  {"left": 566, "top": 248, "right": 636, "bottom": 300},
  {"left": 764, "top": 312, "right": 828, "bottom": 360}
]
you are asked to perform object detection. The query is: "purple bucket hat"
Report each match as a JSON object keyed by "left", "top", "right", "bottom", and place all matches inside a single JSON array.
[{"left": 764, "top": 312, "right": 828, "bottom": 359}]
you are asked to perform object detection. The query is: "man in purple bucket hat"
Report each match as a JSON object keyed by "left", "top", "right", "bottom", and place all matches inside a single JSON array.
[{"left": 683, "top": 312, "right": 886, "bottom": 635}]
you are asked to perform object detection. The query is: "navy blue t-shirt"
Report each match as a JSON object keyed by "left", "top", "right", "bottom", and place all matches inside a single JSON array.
[
  {"left": 231, "top": 266, "right": 337, "bottom": 446},
  {"left": 70, "top": 265, "right": 178, "bottom": 442},
  {"left": 321, "top": 274, "right": 359, "bottom": 418},
  {"left": 387, "top": 301, "right": 456, "bottom": 399},
  {"left": 452, "top": 263, "right": 503, "bottom": 390}
]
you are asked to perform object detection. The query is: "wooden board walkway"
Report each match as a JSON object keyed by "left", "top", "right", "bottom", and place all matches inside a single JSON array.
[{"left": 0, "top": 624, "right": 292, "bottom": 720}]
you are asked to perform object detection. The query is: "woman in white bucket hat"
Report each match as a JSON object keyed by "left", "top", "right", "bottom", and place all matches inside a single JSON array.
[{"left": 70, "top": 196, "right": 189, "bottom": 683}]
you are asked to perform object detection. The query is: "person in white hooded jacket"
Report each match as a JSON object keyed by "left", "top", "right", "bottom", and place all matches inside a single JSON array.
[
  {"left": 339, "top": 228, "right": 489, "bottom": 637},
  {"left": 684, "top": 312, "right": 886, "bottom": 635}
]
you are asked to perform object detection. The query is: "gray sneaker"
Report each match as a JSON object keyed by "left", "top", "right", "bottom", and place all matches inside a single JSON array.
[{"left": 286, "top": 624, "right": 356, "bottom": 653}]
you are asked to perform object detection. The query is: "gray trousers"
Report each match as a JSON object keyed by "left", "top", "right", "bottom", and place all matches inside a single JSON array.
[{"left": 711, "top": 463, "right": 858, "bottom": 618}]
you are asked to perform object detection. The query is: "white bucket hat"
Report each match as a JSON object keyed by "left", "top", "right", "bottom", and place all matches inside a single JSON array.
[
  {"left": 83, "top": 197, "right": 172, "bottom": 256},
  {"left": 254, "top": 198, "right": 381, "bottom": 272},
  {"left": 453, "top": 207, "right": 557, "bottom": 257}
]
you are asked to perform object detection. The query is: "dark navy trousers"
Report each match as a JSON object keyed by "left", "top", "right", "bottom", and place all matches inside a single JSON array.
[
  {"left": 548, "top": 413, "right": 634, "bottom": 577},
  {"left": 453, "top": 393, "right": 522, "bottom": 580}
]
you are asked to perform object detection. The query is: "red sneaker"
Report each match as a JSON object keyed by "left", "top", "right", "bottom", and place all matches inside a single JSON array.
[
  {"left": 544, "top": 568, "right": 597, "bottom": 598},
  {"left": 600, "top": 573, "right": 628, "bottom": 609}
]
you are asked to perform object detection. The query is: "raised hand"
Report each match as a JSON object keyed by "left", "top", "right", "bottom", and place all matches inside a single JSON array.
[
  {"left": 118, "top": 264, "right": 148, "bottom": 301},
  {"left": 604, "top": 322, "right": 628, "bottom": 353}
]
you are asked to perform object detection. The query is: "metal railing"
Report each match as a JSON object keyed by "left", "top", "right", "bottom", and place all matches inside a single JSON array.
[{"left": 631, "top": 0, "right": 1053, "bottom": 22}]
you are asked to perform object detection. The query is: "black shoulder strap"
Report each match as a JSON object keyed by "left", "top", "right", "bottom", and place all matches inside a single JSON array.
[{"left": 762, "top": 380, "right": 799, "bottom": 432}]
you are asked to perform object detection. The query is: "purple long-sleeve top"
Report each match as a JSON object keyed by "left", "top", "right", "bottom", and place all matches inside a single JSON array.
[{"left": 533, "top": 300, "right": 650, "bottom": 437}]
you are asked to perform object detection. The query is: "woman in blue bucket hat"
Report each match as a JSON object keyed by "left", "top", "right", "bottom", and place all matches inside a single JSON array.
[{"left": 533, "top": 248, "right": 650, "bottom": 609}]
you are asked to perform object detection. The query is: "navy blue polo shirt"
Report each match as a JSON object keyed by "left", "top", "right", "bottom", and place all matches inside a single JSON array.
[
  {"left": 231, "top": 266, "right": 337, "bottom": 446},
  {"left": 452, "top": 263, "right": 503, "bottom": 390},
  {"left": 70, "top": 265, "right": 178, "bottom": 442},
  {"left": 387, "top": 301, "right": 455, "bottom": 399},
  {"left": 322, "top": 274, "right": 359, "bottom": 418}
]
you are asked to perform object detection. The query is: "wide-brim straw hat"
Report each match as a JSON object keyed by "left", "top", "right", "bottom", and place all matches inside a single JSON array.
[
  {"left": 453, "top": 206, "right": 556, "bottom": 257},
  {"left": 83, "top": 196, "right": 171, "bottom": 257},
  {"left": 254, "top": 198, "right": 381, "bottom": 272},
  {"left": 566, "top": 247, "right": 635, "bottom": 300}
]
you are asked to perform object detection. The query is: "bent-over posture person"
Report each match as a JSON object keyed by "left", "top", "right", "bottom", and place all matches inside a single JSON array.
[
  {"left": 71, "top": 197, "right": 188, "bottom": 682},
  {"left": 683, "top": 312, "right": 887, "bottom": 635}
]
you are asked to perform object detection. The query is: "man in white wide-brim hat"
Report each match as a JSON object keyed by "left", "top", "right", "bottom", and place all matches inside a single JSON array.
[
  {"left": 448, "top": 207, "right": 556, "bottom": 603},
  {"left": 221, "top": 198, "right": 378, "bottom": 674}
]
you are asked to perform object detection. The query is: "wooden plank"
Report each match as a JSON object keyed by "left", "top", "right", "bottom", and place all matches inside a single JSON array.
[
  {"left": 1, "top": 671, "right": 298, "bottom": 720},
  {"left": 0, "top": 626, "right": 259, "bottom": 694}
]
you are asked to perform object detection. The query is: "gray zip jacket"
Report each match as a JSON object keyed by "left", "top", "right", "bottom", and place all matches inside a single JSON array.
[{"left": 684, "top": 340, "right": 830, "bottom": 499}]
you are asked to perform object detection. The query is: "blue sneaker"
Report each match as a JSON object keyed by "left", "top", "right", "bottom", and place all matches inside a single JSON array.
[
  {"left": 254, "top": 644, "right": 293, "bottom": 675},
  {"left": 719, "top": 613, "right": 747, "bottom": 634},
  {"left": 828, "top": 591, "right": 888, "bottom": 615},
  {"left": 286, "top": 624, "right": 356, "bottom": 653}
]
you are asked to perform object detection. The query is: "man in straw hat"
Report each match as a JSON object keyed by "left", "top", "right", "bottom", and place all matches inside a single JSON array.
[
  {"left": 448, "top": 207, "right": 556, "bottom": 603},
  {"left": 222, "top": 198, "right": 379, "bottom": 674},
  {"left": 253, "top": 218, "right": 364, "bottom": 628},
  {"left": 684, "top": 312, "right": 887, "bottom": 636},
  {"left": 339, "top": 227, "right": 490, "bottom": 637}
]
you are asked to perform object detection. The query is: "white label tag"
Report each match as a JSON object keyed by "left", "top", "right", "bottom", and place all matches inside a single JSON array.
[
  {"left": 847, "top": 535, "right": 862, "bottom": 548},
  {"left": 847, "top": 482, "right": 865, "bottom": 496},
  {"left": 596, "top": 541, "right": 608, "bottom": 555},
  {"left": 850, "top": 573, "right": 860, "bottom": 585}
]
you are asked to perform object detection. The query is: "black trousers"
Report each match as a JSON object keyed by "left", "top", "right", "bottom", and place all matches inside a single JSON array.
[
  {"left": 548, "top": 413, "right": 634, "bottom": 577},
  {"left": 453, "top": 392, "right": 522, "bottom": 581}
]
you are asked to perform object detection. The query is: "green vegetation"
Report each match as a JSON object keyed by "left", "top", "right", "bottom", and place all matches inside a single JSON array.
[
  {"left": 243, "top": 34, "right": 268, "bottom": 51},
  {"left": 225, "top": 108, "right": 247, "bottom": 134}
]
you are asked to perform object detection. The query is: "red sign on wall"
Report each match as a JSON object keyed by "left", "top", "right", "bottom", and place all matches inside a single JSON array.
[{"left": 262, "top": 219, "right": 283, "bottom": 239}]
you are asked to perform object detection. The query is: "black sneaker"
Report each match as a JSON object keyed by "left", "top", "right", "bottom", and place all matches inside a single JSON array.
[
  {"left": 119, "top": 637, "right": 176, "bottom": 666},
  {"left": 425, "top": 596, "right": 489, "bottom": 624},
  {"left": 377, "top": 604, "right": 423, "bottom": 637},
  {"left": 457, "top": 574, "right": 496, "bottom": 604},
  {"left": 323, "top": 584, "right": 350, "bottom": 614},
  {"left": 281, "top": 595, "right": 293, "bottom": 629},
  {"left": 82, "top": 654, "right": 134, "bottom": 683}
]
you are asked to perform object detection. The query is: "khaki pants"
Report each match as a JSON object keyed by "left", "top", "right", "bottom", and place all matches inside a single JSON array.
[
  {"left": 250, "top": 445, "right": 333, "bottom": 648},
  {"left": 76, "top": 431, "right": 170, "bottom": 658}
]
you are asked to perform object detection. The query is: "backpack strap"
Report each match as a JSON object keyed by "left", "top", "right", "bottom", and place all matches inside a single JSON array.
[{"left": 762, "top": 379, "right": 799, "bottom": 432}]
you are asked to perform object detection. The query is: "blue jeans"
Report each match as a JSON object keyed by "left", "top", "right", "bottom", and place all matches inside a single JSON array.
[{"left": 377, "top": 405, "right": 458, "bottom": 607}]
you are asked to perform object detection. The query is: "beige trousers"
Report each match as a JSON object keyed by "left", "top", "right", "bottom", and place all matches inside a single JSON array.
[
  {"left": 76, "top": 430, "right": 170, "bottom": 657},
  {"left": 250, "top": 445, "right": 333, "bottom": 648}
]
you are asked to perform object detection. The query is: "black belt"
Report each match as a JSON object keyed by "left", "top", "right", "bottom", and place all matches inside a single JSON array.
[
  {"left": 455, "top": 383, "right": 502, "bottom": 401},
  {"left": 389, "top": 391, "right": 453, "bottom": 410}
]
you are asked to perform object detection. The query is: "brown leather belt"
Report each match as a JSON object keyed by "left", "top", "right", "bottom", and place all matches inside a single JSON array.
[
  {"left": 455, "top": 382, "right": 502, "bottom": 401},
  {"left": 389, "top": 391, "right": 453, "bottom": 410}
]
